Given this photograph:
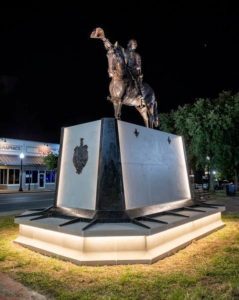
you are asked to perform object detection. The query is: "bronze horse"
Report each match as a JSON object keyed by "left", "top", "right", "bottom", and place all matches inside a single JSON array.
[{"left": 91, "top": 28, "right": 159, "bottom": 128}]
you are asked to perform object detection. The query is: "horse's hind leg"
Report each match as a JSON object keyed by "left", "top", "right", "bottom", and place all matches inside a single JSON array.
[
  {"left": 153, "top": 101, "right": 159, "bottom": 127},
  {"left": 147, "top": 103, "right": 155, "bottom": 128},
  {"left": 136, "top": 105, "right": 149, "bottom": 127},
  {"left": 149, "top": 115, "right": 154, "bottom": 128}
]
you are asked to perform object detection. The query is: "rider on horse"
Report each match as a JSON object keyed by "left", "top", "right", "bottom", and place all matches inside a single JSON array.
[
  {"left": 90, "top": 27, "right": 159, "bottom": 128},
  {"left": 124, "top": 39, "right": 143, "bottom": 96},
  {"left": 91, "top": 28, "right": 142, "bottom": 101}
]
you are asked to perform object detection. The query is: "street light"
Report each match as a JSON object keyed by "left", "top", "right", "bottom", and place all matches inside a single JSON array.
[
  {"left": 19, "top": 152, "right": 25, "bottom": 192},
  {"left": 28, "top": 170, "right": 31, "bottom": 191},
  {"left": 206, "top": 156, "right": 211, "bottom": 190}
]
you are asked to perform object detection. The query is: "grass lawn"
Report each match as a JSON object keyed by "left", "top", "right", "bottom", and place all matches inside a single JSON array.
[{"left": 0, "top": 213, "right": 239, "bottom": 299}]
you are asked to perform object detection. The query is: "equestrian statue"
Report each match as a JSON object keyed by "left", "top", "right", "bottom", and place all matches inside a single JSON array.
[{"left": 90, "top": 27, "right": 159, "bottom": 128}]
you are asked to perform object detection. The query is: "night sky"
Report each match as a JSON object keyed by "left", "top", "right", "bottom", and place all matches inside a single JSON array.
[{"left": 0, "top": 5, "right": 238, "bottom": 143}]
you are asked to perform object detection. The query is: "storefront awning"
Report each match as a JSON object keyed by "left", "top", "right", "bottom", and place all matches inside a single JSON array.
[{"left": 0, "top": 155, "right": 44, "bottom": 166}]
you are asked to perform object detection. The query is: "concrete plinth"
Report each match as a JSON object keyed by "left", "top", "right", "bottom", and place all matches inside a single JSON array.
[
  {"left": 15, "top": 205, "right": 224, "bottom": 265},
  {"left": 15, "top": 119, "right": 225, "bottom": 265}
]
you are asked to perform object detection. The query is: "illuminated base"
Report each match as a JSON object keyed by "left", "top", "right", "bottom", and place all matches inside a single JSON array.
[
  {"left": 15, "top": 208, "right": 224, "bottom": 265},
  {"left": 14, "top": 119, "right": 225, "bottom": 264}
]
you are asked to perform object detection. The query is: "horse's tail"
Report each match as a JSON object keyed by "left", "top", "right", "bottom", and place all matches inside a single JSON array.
[{"left": 153, "top": 100, "right": 159, "bottom": 127}]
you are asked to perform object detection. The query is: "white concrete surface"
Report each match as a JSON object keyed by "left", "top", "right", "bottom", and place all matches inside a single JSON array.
[
  {"left": 15, "top": 212, "right": 224, "bottom": 265},
  {"left": 118, "top": 121, "right": 191, "bottom": 210},
  {"left": 57, "top": 120, "right": 101, "bottom": 210}
]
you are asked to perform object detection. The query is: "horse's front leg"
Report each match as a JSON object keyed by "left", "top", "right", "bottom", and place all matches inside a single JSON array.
[
  {"left": 113, "top": 98, "right": 122, "bottom": 120},
  {"left": 110, "top": 80, "right": 125, "bottom": 120}
]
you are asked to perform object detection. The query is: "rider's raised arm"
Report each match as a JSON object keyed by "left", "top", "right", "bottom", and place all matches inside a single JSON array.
[
  {"left": 102, "top": 37, "right": 113, "bottom": 51},
  {"left": 90, "top": 27, "right": 113, "bottom": 51}
]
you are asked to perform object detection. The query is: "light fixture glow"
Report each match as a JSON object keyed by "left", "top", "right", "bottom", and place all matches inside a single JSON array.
[
  {"left": 15, "top": 213, "right": 224, "bottom": 265},
  {"left": 19, "top": 152, "right": 25, "bottom": 159}
]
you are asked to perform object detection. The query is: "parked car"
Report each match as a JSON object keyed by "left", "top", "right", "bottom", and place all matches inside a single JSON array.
[
  {"left": 194, "top": 183, "right": 203, "bottom": 190},
  {"left": 202, "top": 179, "right": 209, "bottom": 190}
]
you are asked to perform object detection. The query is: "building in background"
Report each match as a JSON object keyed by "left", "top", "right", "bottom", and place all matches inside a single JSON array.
[{"left": 0, "top": 138, "right": 59, "bottom": 191}]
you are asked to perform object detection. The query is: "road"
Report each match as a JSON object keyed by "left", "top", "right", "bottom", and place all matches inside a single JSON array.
[{"left": 0, "top": 192, "right": 54, "bottom": 215}]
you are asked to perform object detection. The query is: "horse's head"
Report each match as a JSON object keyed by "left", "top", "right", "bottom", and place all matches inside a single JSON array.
[{"left": 107, "top": 43, "right": 127, "bottom": 79}]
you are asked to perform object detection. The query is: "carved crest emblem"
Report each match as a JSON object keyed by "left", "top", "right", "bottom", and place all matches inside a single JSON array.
[{"left": 72, "top": 138, "right": 88, "bottom": 174}]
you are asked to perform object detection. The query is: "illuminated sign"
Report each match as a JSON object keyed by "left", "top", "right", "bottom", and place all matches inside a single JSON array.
[
  {"left": 26, "top": 146, "right": 55, "bottom": 156},
  {"left": 0, "top": 144, "right": 22, "bottom": 151}
]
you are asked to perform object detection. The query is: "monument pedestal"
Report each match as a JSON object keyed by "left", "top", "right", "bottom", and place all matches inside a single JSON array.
[{"left": 15, "top": 119, "right": 224, "bottom": 265}]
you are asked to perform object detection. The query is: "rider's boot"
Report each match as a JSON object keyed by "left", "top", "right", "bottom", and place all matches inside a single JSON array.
[{"left": 139, "top": 96, "right": 145, "bottom": 108}]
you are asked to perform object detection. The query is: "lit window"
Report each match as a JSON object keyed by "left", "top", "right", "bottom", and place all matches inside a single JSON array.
[
  {"left": 46, "top": 170, "right": 56, "bottom": 183},
  {"left": 26, "top": 170, "right": 38, "bottom": 183},
  {"left": 0, "top": 169, "right": 7, "bottom": 184},
  {"left": 8, "top": 169, "right": 20, "bottom": 184}
]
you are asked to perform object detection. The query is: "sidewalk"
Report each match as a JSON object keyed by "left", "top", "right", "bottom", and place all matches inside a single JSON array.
[
  {"left": 208, "top": 194, "right": 239, "bottom": 214},
  {"left": 0, "top": 189, "right": 54, "bottom": 194},
  {"left": 0, "top": 272, "right": 46, "bottom": 299}
]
